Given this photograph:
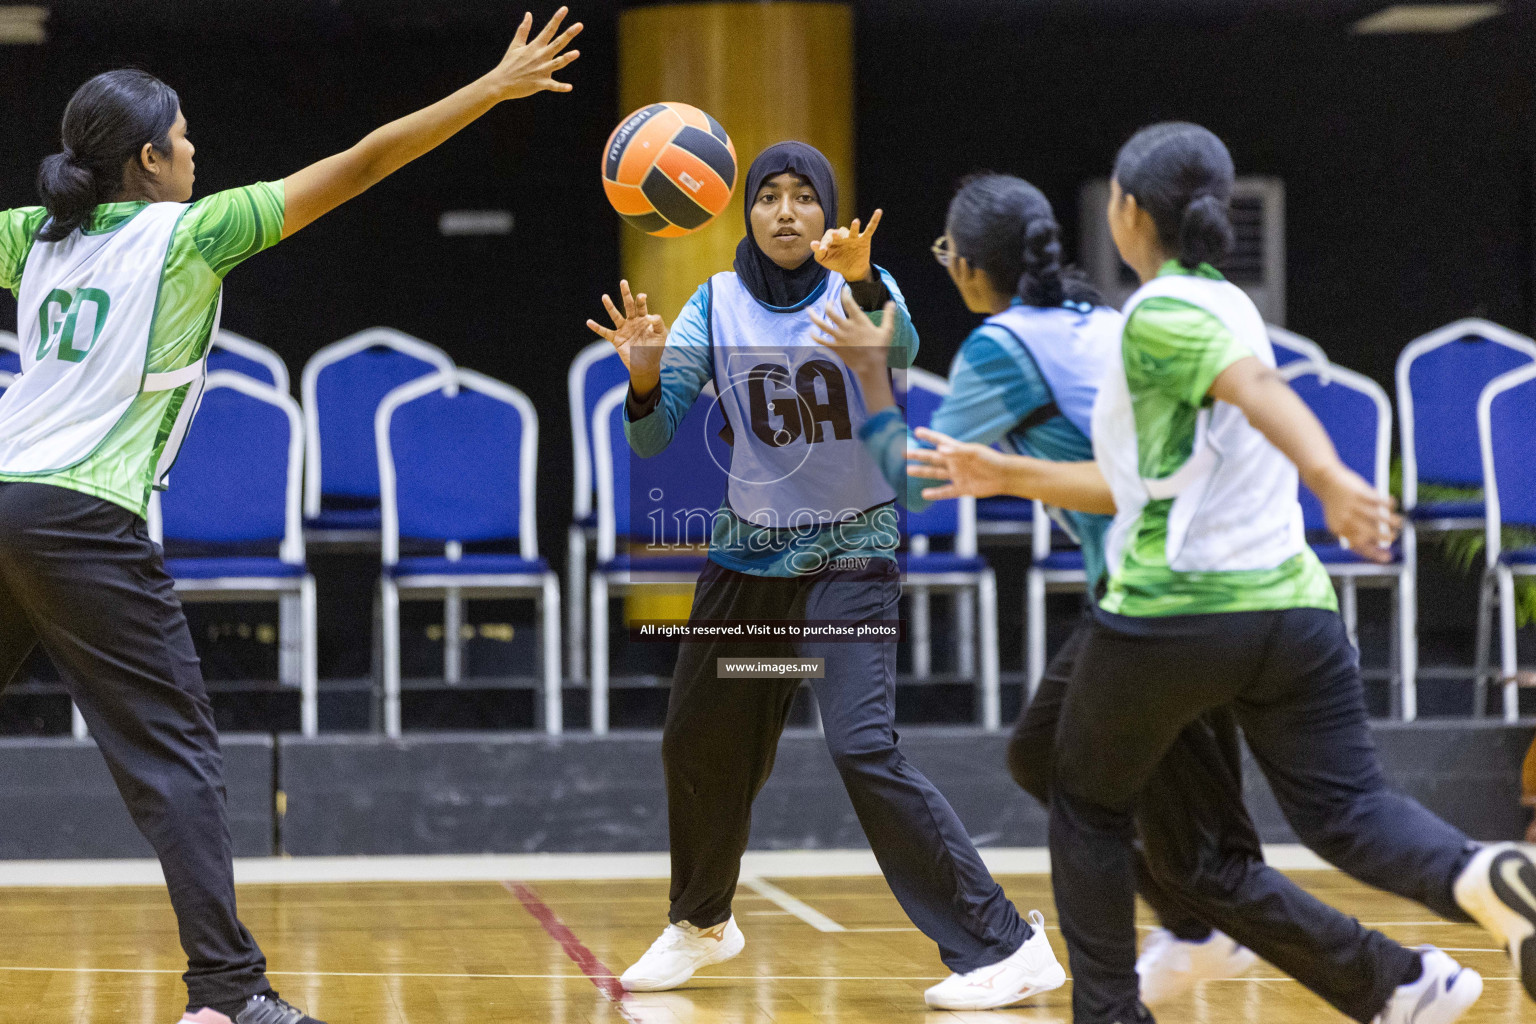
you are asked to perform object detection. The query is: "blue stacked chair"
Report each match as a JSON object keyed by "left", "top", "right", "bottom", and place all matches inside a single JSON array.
[
  {"left": 899, "top": 368, "right": 1001, "bottom": 729},
  {"left": 208, "top": 330, "right": 290, "bottom": 393},
  {"left": 159, "top": 371, "right": 318, "bottom": 735},
  {"left": 1024, "top": 500, "right": 1087, "bottom": 698},
  {"left": 1268, "top": 324, "right": 1329, "bottom": 368},
  {"left": 566, "top": 340, "right": 631, "bottom": 681},
  {"left": 0, "top": 330, "right": 20, "bottom": 375},
  {"left": 587, "top": 381, "right": 725, "bottom": 734},
  {"left": 376, "top": 368, "right": 561, "bottom": 737},
  {"left": 1475, "top": 363, "right": 1536, "bottom": 721},
  {"left": 1396, "top": 318, "right": 1536, "bottom": 716},
  {"left": 1282, "top": 359, "right": 1409, "bottom": 714},
  {"left": 301, "top": 328, "right": 454, "bottom": 538}
]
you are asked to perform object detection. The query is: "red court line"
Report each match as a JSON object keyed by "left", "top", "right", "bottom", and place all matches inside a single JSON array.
[{"left": 503, "top": 880, "right": 636, "bottom": 1014}]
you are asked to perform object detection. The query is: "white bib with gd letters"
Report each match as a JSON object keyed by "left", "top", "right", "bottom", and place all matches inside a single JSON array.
[{"left": 0, "top": 202, "right": 213, "bottom": 484}]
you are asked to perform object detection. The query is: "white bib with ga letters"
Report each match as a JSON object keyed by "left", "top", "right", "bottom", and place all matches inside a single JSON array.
[
  {"left": 708, "top": 271, "right": 895, "bottom": 528},
  {"left": 0, "top": 202, "right": 212, "bottom": 482}
]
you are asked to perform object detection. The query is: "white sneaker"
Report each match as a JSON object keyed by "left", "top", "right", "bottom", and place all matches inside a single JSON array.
[
  {"left": 619, "top": 916, "right": 745, "bottom": 992},
  {"left": 1373, "top": 947, "right": 1482, "bottom": 1024},
  {"left": 1452, "top": 841, "right": 1536, "bottom": 1001},
  {"left": 1135, "top": 927, "right": 1259, "bottom": 1005},
  {"left": 924, "top": 910, "right": 1067, "bottom": 1010}
]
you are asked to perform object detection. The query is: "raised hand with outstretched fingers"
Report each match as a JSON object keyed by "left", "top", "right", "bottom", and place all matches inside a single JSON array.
[
  {"left": 281, "top": 8, "right": 583, "bottom": 238},
  {"left": 586, "top": 279, "right": 669, "bottom": 397},
  {"left": 487, "top": 7, "right": 584, "bottom": 100},
  {"left": 811, "top": 208, "right": 883, "bottom": 282}
]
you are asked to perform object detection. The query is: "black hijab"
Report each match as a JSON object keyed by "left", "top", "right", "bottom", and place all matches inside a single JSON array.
[{"left": 733, "top": 141, "right": 839, "bottom": 309}]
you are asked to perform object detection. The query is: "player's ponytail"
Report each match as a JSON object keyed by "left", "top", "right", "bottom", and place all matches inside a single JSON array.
[
  {"left": 946, "top": 173, "right": 1100, "bottom": 310},
  {"left": 1020, "top": 217, "right": 1065, "bottom": 308},
  {"left": 37, "top": 69, "right": 180, "bottom": 242},
  {"left": 1178, "top": 193, "right": 1235, "bottom": 271},
  {"left": 1112, "top": 121, "right": 1236, "bottom": 271}
]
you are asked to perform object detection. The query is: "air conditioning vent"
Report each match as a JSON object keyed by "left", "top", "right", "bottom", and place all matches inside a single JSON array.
[{"left": 1079, "top": 176, "right": 1286, "bottom": 324}]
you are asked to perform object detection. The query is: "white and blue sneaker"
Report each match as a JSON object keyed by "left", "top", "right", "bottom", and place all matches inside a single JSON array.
[
  {"left": 1453, "top": 841, "right": 1536, "bottom": 1001},
  {"left": 1373, "top": 947, "right": 1482, "bottom": 1024}
]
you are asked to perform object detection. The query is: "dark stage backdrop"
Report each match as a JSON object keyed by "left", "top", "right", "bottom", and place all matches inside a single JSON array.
[{"left": 0, "top": 0, "right": 1531, "bottom": 612}]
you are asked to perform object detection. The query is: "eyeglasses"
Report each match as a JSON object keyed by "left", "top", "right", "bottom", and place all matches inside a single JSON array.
[{"left": 931, "top": 234, "right": 954, "bottom": 269}]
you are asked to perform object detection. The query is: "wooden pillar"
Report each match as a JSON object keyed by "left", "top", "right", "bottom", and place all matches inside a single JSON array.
[{"left": 617, "top": 1, "right": 856, "bottom": 324}]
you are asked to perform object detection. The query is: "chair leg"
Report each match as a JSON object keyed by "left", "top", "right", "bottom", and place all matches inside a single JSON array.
[
  {"left": 1026, "top": 569, "right": 1046, "bottom": 700},
  {"left": 71, "top": 703, "right": 88, "bottom": 740},
  {"left": 567, "top": 525, "right": 587, "bottom": 682},
  {"left": 300, "top": 575, "right": 319, "bottom": 738},
  {"left": 444, "top": 587, "right": 463, "bottom": 685},
  {"left": 1340, "top": 576, "right": 1359, "bottom": 650},
  {"left": 1388, "top": 576, "right": 1402, "bottom": 717},
  {"left": 589, "top": 574, "right": 610, "bottom": 735},
  {"left": 381, "top": 577, "right": 402, "bottom": 739},
  {"left": 955, "top": 590, "right": 975, "bottom": 678},
  {"left": 978, "top": 570, "right": 1000, "bottom": 731},
  {"left": 910, "top": 585, "right": 931, "bottom": 678},
  {"left": 1400, "top": 526, "right": 1419, "bottom": 722},
  {"left": 1499, "top": 566, "right": 1520, "bottom": 723},
  {"left": 1474, "top": 569, "right": 1495, "bottom": 718},
  {"left": 542, "top": 574, "right": 563, "bottom": 736},
  {"left": 278, "top": 592, "right": 301, "bottom": 687}
]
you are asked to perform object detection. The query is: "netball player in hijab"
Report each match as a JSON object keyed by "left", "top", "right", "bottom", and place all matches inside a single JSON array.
[
  {"left": 586, "top": 142, "right": 1064, "bottom": 1010},
  {"left": 0, "top": 13, "right": 580, "bottom": 1024}
]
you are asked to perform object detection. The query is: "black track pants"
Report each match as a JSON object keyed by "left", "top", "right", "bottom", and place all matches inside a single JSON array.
[{"left": 0, "top": 482, "right": 270, "bottom": 1012}]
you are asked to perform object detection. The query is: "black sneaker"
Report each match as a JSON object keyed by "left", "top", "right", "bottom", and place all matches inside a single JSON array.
[{"left": 234, "top": 993, "right": 327, "bottom": 1024}]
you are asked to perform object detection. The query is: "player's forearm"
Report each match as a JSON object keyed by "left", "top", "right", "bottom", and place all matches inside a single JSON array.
[
  {"left": 351, "top": 77, "right": 502, "bottom": 184},
  {"left": 281, "top": 77, "right": 501, "bottom": 238},
  {"left": 1004, "top": 457, "right": 1117, "bottom": 515},
  {"left": 1209, "top": 360, "right": 1342, "bottom": 493},
  {"left": 629, "top": 362, "right": 661, "bottom": 399}
]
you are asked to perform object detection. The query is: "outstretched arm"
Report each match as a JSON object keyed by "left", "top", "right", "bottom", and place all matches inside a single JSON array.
[
  {"left": 281, "top": 8, "right": 582, "bottom": 238},
  {"left": 1207, "top": 356, "right": 1398, "bottom": 561},
  {"left": 906, "top": 427, "right": 1118, "bottom": 515}
]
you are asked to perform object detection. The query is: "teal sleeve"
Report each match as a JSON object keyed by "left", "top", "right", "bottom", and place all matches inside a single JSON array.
[
  {"left": 874, "top": 267, "right": 919, "bottom": 369},
  {"left": 0, "top": 207, "right": 47, "bottom": 298},
  {"left": 858, "top": 325, "right": 1051, "bottom": 511},
  {"left": 623, "top": 284, "right": 714, "bottom": 457}
]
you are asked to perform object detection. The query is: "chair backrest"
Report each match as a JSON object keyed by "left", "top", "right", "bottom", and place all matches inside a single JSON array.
[
  {"left": 569, "top": 340, "right": 630, "bottom": 519},
  {"left": 1268, "top": 324, "right": 1329, "bottom": 369},
  {"left": 1282, "top": 359, "right": 1391, "bottom": 533},
  {"left": 901, "top": 367, "right": 976, "bottom": 554},
  {"left": 1396, "top": 318, "right": 1536, "bottom": 505},
  {"left": 591, "top": 382, "right": 730, "bottom": 563},
  {"left": 301, "top": 328, "right": 455, "bottom": 517},
  {"left": 1479, "top": 363, "right": 1536, "bottom": 559},
  {"left": 160, "top": 372, "right": 305, "bottom": 563},
  {"left": 209, "top": 331, "right": 290, "bottom": 393},
  {"left": 0, "top": 330, "right": 20, "bottom": 375},
  {"left": 377, "top": 368, "right": 539, "bottom": 565}
]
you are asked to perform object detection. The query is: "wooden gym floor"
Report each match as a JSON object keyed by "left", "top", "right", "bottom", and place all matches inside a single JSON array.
[{"left": 1, "top": 870, "right": 1532, "bottom": 1023}]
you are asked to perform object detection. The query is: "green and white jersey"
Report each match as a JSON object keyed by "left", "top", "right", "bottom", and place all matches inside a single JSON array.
[
  {"left": 0, "top": 182, "right": 285, "bottom": 517},
  {"left": 1093, "top": 261, "right": 1336, "bottom": 617}
]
